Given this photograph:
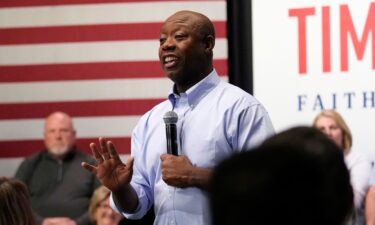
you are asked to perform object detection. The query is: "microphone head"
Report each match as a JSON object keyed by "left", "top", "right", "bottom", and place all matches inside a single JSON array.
[{"left": 163, "top": 111, "right": 178, "bottom": 124}]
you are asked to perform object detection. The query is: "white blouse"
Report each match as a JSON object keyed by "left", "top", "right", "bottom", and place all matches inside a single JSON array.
[{"left": 345, "top": 150, "right": 372, "bottom": 209}]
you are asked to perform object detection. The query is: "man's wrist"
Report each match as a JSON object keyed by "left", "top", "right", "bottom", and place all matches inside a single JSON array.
[
  {"left": 112, "top": 184, "right": 139, "bottom": 213},
  {"left": 188, "top": 167, "right": 212, "bottom": 190}
]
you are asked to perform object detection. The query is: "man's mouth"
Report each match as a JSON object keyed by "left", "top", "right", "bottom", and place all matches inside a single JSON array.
[{"left": 164, "top": 56, "right": 178, "bottom": 68}]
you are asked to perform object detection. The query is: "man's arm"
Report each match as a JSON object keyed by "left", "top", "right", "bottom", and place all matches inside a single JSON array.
[
  {"left": 112, "top": 184, "right": 139, "bottom": 213},
  {"left": 14, "top": 155, "right": 49, "bottom": 225},
  {"left": 81, "top": 138, "right": 139, "bottom": 213}
]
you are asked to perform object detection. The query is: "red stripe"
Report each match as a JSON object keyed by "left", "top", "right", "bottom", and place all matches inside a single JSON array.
[
  {"left": 0, "top": 137, "right": 130, "bottom": 158},
  {"left": 0, "top": 59, "right": 228, "bottom": 82},
  {"left": 0, "top": 99, "right": 164, "bottom": 120},
  {"left": 0, "top": 61, "right": 164, "bottom": 82},
  {"left": 0, "top": 23, "right": 162, "bottom": 45},
  {"left": 0, "top": 22, "right": 226, "bottom": 45},
  {"left": 0, "top": 0, "right": 210, "bottom": 8}
]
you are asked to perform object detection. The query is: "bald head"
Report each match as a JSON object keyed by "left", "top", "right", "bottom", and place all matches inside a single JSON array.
[
  {"left": 44, "top": 111, "right": 76, "bottom": 159},
  {"left": 45, "top": 111, "right": 74, "bottom": 129},
  {"left": 166, "top": 10, "right": 215, "bottom": 40}
]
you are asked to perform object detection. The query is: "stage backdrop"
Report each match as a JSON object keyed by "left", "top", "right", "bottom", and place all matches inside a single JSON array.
[
  {"left": 252, "top": 0, "right": 375, "bottom": 159},
  {"left": 0, "top": 0, "right": 227, "bottom": 176}
]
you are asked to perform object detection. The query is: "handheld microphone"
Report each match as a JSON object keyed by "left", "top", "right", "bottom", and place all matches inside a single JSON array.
[{"left": 163, "top": 111, "right": 178, "bottom": 156}]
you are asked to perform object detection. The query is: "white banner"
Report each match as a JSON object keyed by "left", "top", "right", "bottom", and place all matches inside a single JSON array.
[{"left": 253, "top": 0, "right": 375, "bottom": 159}]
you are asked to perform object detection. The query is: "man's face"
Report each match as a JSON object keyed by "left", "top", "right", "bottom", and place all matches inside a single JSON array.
[
  {"left": 158, "top": 14, "right": 206, "bottom": 85},
  {"left": 44, "top": 114, "right": 76, "bottom": 158}
]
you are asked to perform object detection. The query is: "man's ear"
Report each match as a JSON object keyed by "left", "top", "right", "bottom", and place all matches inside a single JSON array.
[{"left": 204, "top": 35, "right": 215, "bottom": 53}]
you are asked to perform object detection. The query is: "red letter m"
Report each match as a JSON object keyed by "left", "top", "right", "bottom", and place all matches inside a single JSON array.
[{"left": 340, "top": 3, "right": 375, "bottom": 71}]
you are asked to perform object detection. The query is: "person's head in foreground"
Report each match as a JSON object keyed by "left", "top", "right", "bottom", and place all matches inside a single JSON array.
[
  {"left": 0, "top": 177, "right": 36, "bottom": 225},
  {"left": 210, "top": 126, "right": 354, "bottom": 225},
  {"left": 89, "top": 186, "right": 123, "bottom": 225}
]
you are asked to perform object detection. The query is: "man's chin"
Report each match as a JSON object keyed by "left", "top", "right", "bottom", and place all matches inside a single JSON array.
[
  {"left": 49, "top": 147, "right": 70, "bottom": 159},
  {"left": 166, "top": 70, "right": 184, "bottom": 84}
]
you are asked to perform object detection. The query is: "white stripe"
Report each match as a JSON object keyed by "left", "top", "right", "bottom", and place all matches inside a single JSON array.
[
  {"left": 0, "top": 116, "right": 140, "bottom": 141},
  {"left": 0, "top": 78, "right": 172, "bottom": 103},
  {"left": 0, "top": 1, "right": 226, "bottom": 28},
  {"left": 0, "top": 39, "right": 228, "bottom": 65},
  {"left": 0, "top": 158, "right": 23, "bottom": 177},
  {"left": 0, "top": 76, "right": 228, "bottom": 103}
]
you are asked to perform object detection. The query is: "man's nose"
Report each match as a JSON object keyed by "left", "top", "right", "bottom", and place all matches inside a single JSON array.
[
  {"left": 162, "top": 37, "right": 175, "bottom": 50},
  {"left": 55, "top": 131, "right": 63, "bottom": 138}
]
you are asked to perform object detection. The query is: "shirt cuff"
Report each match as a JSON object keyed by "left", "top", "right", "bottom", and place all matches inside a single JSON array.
[{"left": 109, "top": 184, "right": 149, "bottom": 220}]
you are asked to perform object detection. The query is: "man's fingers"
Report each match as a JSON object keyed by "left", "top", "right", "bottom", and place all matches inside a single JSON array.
[
  {"left": 160, "top": 154, "right": 168, "bottom": 161},
  {"left": 99, "top": 137, "right": 108, "bottom": 153},
  {"left": 160, "top": 154, "right": 176, "bottom": 161},
  {"left": 81, "top": 162, "right": 97, "bottom": 173},
  {"left": 126, "top": 156, "right": 134, "bottom": 169},
  {"left": 90, "top": 143, "right": 104, "bottom": 164},
  {"left": 99, "top": 137, "right": 110, "bottom": 160},
  {"left": 107, "top": 141, "right": 120, "bottom": 160},
  {"left": 91, "top": 137, "right": 118, "bottom": 162}
]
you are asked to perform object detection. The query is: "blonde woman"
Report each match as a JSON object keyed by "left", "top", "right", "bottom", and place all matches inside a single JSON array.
[
  {"left": 89, "top": 186, "right": 123, "bottom": 225},
  {"left": 313, "top": 110, "right": 371, "bottom": 225}
]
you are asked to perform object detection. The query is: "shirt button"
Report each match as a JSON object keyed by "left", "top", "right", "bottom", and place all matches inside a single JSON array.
[{"left": 170, "top": 220, "right": 175, "bottom": 225}]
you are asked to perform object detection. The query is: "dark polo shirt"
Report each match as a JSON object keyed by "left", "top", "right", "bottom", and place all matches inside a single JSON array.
[{"left": 15, "top": 148, "right": 100, "bottom": 225}]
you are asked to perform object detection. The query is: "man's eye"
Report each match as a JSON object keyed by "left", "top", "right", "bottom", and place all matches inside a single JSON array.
[
  {"left": 175, "top": 35, "right": 186, "bottom": 40},
  {"left": 159, "top": 38, "right": 166, "bottom": 44}
]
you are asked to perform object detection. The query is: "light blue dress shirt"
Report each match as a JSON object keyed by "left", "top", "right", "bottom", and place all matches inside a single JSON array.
[{"left": 111, "top": 69, "right": 275, "bottom": 225}]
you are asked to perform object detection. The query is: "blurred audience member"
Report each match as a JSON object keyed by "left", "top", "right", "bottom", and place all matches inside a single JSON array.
[
  {"left": 89, "top": 186, "right": 154, "bottom": 225},
  {"left": 210, "top": 126, "right": 354, "bottom": 225},
  {"left": 89, "top": 186, "right": 123, "bottom": 225},
  {"left": 313, "top": 110, "right": 371, "bottom": 224},
  {"left": 0, "top": 177, "right": 36, "bottom": 225},
  {"left": 15, "top": 111, "right": 100, "bottom": 225}
]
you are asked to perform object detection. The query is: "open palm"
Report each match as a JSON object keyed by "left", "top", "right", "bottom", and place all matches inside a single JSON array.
[{"left": 81, "top": 137, "right": 134, "bottom": 191}]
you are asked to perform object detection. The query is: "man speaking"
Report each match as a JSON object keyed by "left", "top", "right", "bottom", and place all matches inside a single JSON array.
[{"left": 82, "top": 10, "right": 274, "bottom": 225}]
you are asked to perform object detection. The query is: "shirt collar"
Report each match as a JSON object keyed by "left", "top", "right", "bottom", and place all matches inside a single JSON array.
[{"left": 168, "top": 69, "right": 220, "bottom": 109}]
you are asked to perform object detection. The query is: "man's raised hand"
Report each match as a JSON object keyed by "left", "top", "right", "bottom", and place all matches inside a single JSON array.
[{"left": 81, "top": 137, "right": 134, "bottom": 192}]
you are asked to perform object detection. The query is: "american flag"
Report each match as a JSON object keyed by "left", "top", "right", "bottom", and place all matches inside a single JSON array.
[{"left": 0, "top": 0, "right": 227, "bottom": 176}]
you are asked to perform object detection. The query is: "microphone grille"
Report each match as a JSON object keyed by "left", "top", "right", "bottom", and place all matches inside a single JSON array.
[{"left": 163, "top": 111, "right": 178, "bottom": 124}]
